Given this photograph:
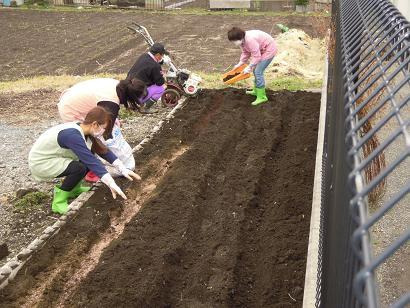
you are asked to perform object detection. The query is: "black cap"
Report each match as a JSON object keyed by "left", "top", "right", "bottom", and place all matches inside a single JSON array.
[{"left": 149, "top": 42, "right": 169, "bottom": 55}]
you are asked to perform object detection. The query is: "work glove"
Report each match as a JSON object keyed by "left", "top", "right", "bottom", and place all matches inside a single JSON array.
[
  {"left": 162, "top": 55, "right": 171, "bottom": 65},
  {"left": 234, "top": 61, "right": 244, "bottom": 69},
  {"left": 112, "top": 159, "right": 142, "bottom": 181},
  {"left": 101, "top": 173, "right": 127, "bottom": 200},
  {"left": 243, "top": 65, "right": 252, "bottom": 74}
]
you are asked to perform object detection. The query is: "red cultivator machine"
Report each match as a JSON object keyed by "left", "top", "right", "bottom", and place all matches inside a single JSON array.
[{"left": 127, "top": 23, "right": 202, "bottom": 108}]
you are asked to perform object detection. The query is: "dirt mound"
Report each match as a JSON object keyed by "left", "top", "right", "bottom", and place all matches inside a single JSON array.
[
  {"left": 0, "top": 88, "right": 320, "bottom": 307},
  {"left": 272, "top": 29, "right": 326, "bottom": 80}
]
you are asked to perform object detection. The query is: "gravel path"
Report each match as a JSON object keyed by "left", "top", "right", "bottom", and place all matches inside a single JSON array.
[
  {"left": 371, "top": 117, "right": 410, "bottom": 307},
  {"left": 0, "top": 89, "right": 170, "bottom": 267}
]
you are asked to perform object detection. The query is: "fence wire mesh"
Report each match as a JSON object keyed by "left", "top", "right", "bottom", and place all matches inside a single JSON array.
[{"left": 319, "top": 0, "right": 409, "bottom": 307}]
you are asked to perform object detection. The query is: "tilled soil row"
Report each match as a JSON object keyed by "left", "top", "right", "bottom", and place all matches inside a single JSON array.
[
  {"left": 0, "top": 9, "right": 329, "bottom": 81},
  {"left": 0, "top": 88, "right": 319, "bottom": 307}
]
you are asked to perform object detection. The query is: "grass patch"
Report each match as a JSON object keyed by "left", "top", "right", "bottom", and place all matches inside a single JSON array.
[
  {"left": 269, "top": 77, "right": 322, "bottom": 91},
  {"left": 7, "top": 6, "right": 330, "bottom": 17},
  {"left": 0, "top": 73, "right": 125, "bottom": 94},
  {"left": 21, "top": 0, "right": 52, "bottom": 8},
  {"left": 1, "top": 72, "right": 321, "bottom": 95},
  {"left": 147, "top": 8, "right": 330, "bottom": 17},
  {"left": 17, "top": 3, "right": 109, "bottom": 11},
  {"left": 14, "top": 191, "right": 50, "bottom": 210},
  {"left": 199, "top": 72, "right": 322, "bottom": 91},
  {"left": 199, "top": 72, "right": 226, "bottom": 89},
  {"left": 119, "top": 106, "right": 139, "bottom": 120},
  {"left": 2, "top": 72, "right": 225, "bottom": 94}
]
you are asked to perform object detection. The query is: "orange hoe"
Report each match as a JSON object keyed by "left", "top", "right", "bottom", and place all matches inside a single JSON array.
[{"left": 222, "top": 64, "right": 252, "bottom": 85}]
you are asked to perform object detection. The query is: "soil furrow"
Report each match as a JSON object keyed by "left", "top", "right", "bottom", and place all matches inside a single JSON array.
[
  {"left": 0, "top": 10, "right": 329, "bottom": 81},
  {"left": 0, "top": 89, "right": 320, "bottom": 308},
  {"left": 230, "top": 93, "right": 319, "bottom": 307}
]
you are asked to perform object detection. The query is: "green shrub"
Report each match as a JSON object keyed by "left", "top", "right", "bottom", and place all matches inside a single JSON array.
[
  {"left": 295, "top": 0, "right": 308, "bottom": 5},
  {"left": 14, "top": 191, "right": 50, "bottom": 210},
  {"left": 22, "top": 0, "right": 51, "bottom": 7},
  {"left": 119, "top": 107, "right": 138, "bottom": 120}
]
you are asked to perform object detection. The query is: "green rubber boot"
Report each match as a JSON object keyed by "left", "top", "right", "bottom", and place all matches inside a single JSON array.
[
  {"left": 246, "top": 86, "right": 257, "bottom": 96},
  {"left": 251, "top": 87, "right": 268, "bottom": 106},
  {"left": 69, "top": 181, "right": 91, "bottom": 198},
  {"left": 51, "top": 186, "right": 71, "bottom": 215}
]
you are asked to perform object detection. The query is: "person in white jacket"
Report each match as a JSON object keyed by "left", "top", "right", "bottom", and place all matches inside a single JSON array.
[
  {"left": 57, "top": 77, "right": 146, "bottom": 182},
  {"left": 29, "top": 107, "right": 141, "bottom": 215}
]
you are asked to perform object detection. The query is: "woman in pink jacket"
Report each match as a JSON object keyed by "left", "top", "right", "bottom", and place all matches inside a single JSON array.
[{"left": 228, "top": 27, "right": 278, "bottom": 106}]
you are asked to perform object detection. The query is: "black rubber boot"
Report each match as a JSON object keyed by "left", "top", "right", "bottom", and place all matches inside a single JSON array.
[{"left": 140, "top": 99, "right": 159, "bottom": 114}]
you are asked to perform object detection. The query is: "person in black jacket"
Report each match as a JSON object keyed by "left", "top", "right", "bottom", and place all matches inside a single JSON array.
[{"left": 127, "top": 42, "right": 171, "bottom": 113}]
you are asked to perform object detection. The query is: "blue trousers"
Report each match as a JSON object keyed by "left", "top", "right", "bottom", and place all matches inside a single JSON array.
[{"left": 254, "top": 57, "right": 274, "bottom": 88}]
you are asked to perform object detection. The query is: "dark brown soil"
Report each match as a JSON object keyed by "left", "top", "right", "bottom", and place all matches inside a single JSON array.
[
  {"left": 0, "top": 243, "right": 9, "bottom": 260},
  {"left": 0, "top": 88, "right": 319, "bottom": 307},
  {"left": 223, "top": 72, "right": 241, "bottom": 82},
  {"left": 0, "top": 89, "right": 60, "bottom": 125},
  {"left": 0, "top": 9, "right": 329, "bottom": 81}
]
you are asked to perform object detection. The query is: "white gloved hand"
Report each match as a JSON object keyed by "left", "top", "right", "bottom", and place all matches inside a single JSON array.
[
  {"left": 243, "top": 65, "right": 252, "bottom": 74},
  {"left": 112, "top": 159, "right": 142, "bottom": 181},
  {"left": 234, "top": 61, "right": 244, "bottom": 69},
  {"left": 162, "top": 55, "right": 171, "bottom": 65},
  {"left": 101, "top": 173, "right": 127, "bottom": 200}
]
